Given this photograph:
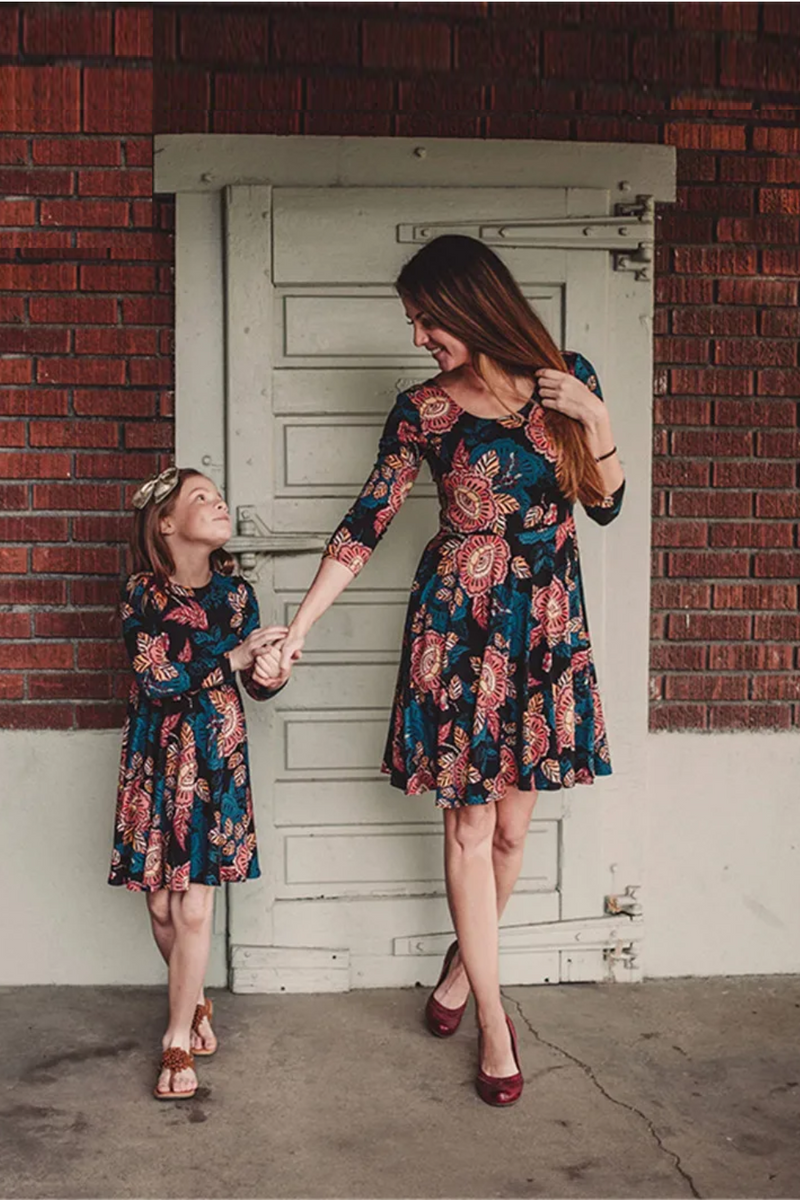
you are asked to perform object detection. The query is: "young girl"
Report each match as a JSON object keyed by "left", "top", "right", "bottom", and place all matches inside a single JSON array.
[{"left": 109, "top": 466, "right": 291, "bottom": 1100}]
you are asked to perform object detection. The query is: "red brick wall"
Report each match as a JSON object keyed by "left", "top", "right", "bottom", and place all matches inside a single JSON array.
[{"left": 1, "top": 3, "right": 799, "bottom": 731}]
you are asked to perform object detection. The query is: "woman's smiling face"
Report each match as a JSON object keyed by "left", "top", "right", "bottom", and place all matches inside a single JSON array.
[{"left": 401, "top": 294, "right": 470, "bottom": 374}]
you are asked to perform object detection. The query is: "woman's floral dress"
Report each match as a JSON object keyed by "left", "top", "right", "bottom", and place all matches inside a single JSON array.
[
  {"left": 324, "top": 352, "right": 625, "bottom": 808},
  {"left": 109, "top": 570, "right": 281, "bottom": 891}
]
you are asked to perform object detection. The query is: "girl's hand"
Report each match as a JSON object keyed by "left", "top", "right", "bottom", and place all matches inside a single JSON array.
[
  {"left": 228, "top": 626, "right": 288, "bottom": 674},
  {"left": 252, "top": 645, "right": 293, "bottom": 690},
  {"left": 536, "top": 369, "right": 607, "bottom": 430},
  {"left": 278, "top": 625, "right": 306, "bottom": 675}
]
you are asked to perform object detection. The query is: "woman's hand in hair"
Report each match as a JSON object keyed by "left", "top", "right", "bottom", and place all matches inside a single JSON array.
[
  {"left": 535, "top": 369, "right": 608, "bottom": 432},
  {"left": 228, "top": 625, "right": 288, "bottom": 674}
]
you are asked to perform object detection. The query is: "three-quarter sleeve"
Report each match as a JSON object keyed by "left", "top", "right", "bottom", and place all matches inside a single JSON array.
[
  {"left": 566, "top": 351, "right": 625, "bottom": 526},
  {"left": 121, "top": 576, "right": 234, "bottom": 700},
  {"left": 323, "top": 392, "right": 426, "bottom": 576},
  {"left": 237, "top": 578, "right": 286, "bottom": 701}
]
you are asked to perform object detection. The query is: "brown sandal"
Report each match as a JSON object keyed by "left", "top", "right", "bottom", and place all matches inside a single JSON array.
[
  {"left": 153, "top": 1047, "right": 197, "bottom": 1100},
  {"left": 191, "top": 997, "right": 217, "bottom": 1057}
]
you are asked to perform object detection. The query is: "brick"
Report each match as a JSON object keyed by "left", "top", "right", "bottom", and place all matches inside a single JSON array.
[
  {"left": 124, "top": 422, "right": 173, "bottom": 450},
  {"left": 121, "top": 296, "right": 172, "bottom": 325},
  {"left": 76, "top": 703, "right": 126, "bottom": 730},
  {"left": 124, "top": 139, "right": 152, "bottom": 167},
  {"left": 671, "top": 368, "right": 753, "bottom": 396},
  {"left": 0, "top": 546, "right": 26, "bottom": 572},
  {"left": 0, "top": 484, "right": 26, "bottom": 511},
  {"left": 71, "top": 578, "right": 121, "bottom": 606},
  {"left": 33, "top": 138, "right": 121, "bottom": 167},
  {"left": 75, "top": 231, "right": 173, "bottom": 261},
  {"left": 719, "top": 216, "right": 800, "bottom": 245},
  {"left": 0, "top": 577, "right": 65, "bottom": 604},
  {"left": 0, "top": 168, "right": 72, "bottom": 196},
  {"left": 761, "top": 310, "right": 800, "bottom": 338},
  {"left": 0, "top": 229, "right": 71, "bottom": 252},
  {"left": 718, "top": 279, "right": 797, "bottom": 306},
  {"left": 0, "top": 642, "right": 73, "bottom": 669},
  {"left": 0, "top": 611, "right": 30, "bottom": 639},
  {"left": 153, "top": 67, "right": 210, "bottom": 135},
  {"left": 679, "top": 185, "right": 754, "bottom": 215},
  {"left": 0, "top": 361, "right": 32, "bottom": 385},
  {"left": 633, "top": 35, "right": 715, "bottom": 85},
  {"left": 0, "top": 327, "right": 70, "bottom": 355},
  {"left": 0, "top": 262, "right": 76, "bottom": 290},
  {"left": 179, "top": 10, "right": 268, "bottom": 63},
  {"left": 753, "top": 128, "right": 800, "bottom": 154},
  {"left": 721, "top": 41, "right": 800, "bottom": 93},
  {"left": 757, "top": 369, "right": 800, "bottom": 396},
  {"left": 655, "top": 277, "right": 714, "bottom": 304},
  {"left": 650, "top": 643, "right": 707, "bottom": 670},
  {"left": 77, "top": 642, "right": 127, "bottom": 669},
  {"left": 665, "top": 125, "right": 746, "bottom": 151},
  {"left": 72, "top": 390, "right": 157, "bottom": 418},
  {"left": 543, "top": 31, "right": 627, "bottom": 82},
  {"left": 0, "top": 296, "right": 25, "bottom": 322},
  {"left": 763, "top": 3, "right": 800, "bottom": 33},
  {"left": 35, "top": 610, "right": 116, "bottom": 639},
  {"left": 713, "top": 461, "right": 794, "bottom": 489},
  {"left": 32, "top": 546, "right": 120, "bottom": 575},
  {"left": 657, "top": 212, "right": 714, "bottom": 243},
  {"left": 40, "top": 200, "right": 130, "bottom": 228},
  {"left": 721, "top": 156, "right": 800, "bottom": 184},
  {"left": 30, "top": 673, "right": 112, "bottom": 701},
  {"left": 77, "top": 169, "right": 151, "bottom": 197},
  {"left": 34, "top": 482, "right": 120, "bottom": 510},
  {"left": 71, "top": 515, "right": 129, "bottom": 543},
  {"left": 709, "top": 705, "right": 793, "bottom": 731},
  {"left": 713, "top": 583, "right": 797, "bottom": 611},
  {"left": 214, "top": 72, "right": 302, "bottom": 115},
  {"left": 672, "top": 309, "right": 756, "bottom": 337},
  {"left": 75, "top": 452, "right": 158, "bottom": 480},
  {"left": 675, "top": 2, "right": 758, "bottom": 29},
  {"left": 36, "top": 359, "right": 125, "bottom": 386},
  {"left": 396, "top": 114, "right": 482, "bottom": 138},
  {"left": 456, "top": 22, "right": 538, "bottom": 73},
  {"left": 667, "top": 613, "right": 751, "bottom": 640},
  {"left": 754, "top": 614, "right": 800, "bottom": 640},
  {"left": 74, "top": 328, "right": 158, "bottom": 356},
  {"left": 673, "top": 247, "right": 756, "bottom": 275},
  {"left": 715, "top": 339, "right": 796, "bottom": 367},
  {"left": 669, "top": 491, "right": 752, "bottom": 518},
  {"left": 654, "top": 337, "right": 710, "bottom": 364},
  {"left": 79, "top": 265, "right": 157, "bottom": 292},
  {"left": 363, "top": 19, "right": 450, "bottom": 70},
  {"left": 0, "top": 390, "right": 69, "bottom": 416},
  {"left": 29, "top": 422, "right": 118, "bottom": 450},
  {"left": 651, "top": 520, "right": 708, "bottom": 548},
  {"left": 0, "top": 514, "right": 68, "bottom": 541},
  {"left": 83, "top": 68, "right": 153, "bottom": 135},
  {"left": 0, "top": 66, "right": 81, "bottom": 133},
  {"left": 652, "top": 460, "right": 710, "bottom": 488},
  {"left": 762, "top": 250, "right": 800, "bottom": 277},
  {"left": 756, "top": 493, "right": 800, "bottom": 518},
  {"left": 0, "top": 675, "right": 24, "bottom": 700},
  {"left": 0, "top": 452, "right": 70, "bottom": 479},
  {"left": 115, "top": 7, "right": 153, "bottom": 57},
  {"left": 212, "top": 109, "right": 300, "bottom": 135},
  {"left": 714, "top": 399, "right": 796, "bottom": 427},
  {"left": 665, "top": 675, "right": 748, "bottom": 701},
  {"left": 0, "top": 421, "right": 25, "bottom": 448},
  {"left": 0, "top": 139, "right": 28, "bottom": 165},
  {"left": 751, "top": 676, "right": 800, "bottom": 701},
  {"left": 759, "top": 189, "right": 800, "bottom": 216},
  {"left": 129, "top": 359, "right": 172, "bottom": 386},
  {"left": 650, "top": 582, "right": 712, "bottom": 609},
  {"left": 756, "top": 431, "right": 800, "bottom": 458},
  {"left": 710, "top": 643, "right": 792, "bottom": 671},
  {"left": 676, "top": 150, "right": 717, "bottom": 183},
  {"left": 649, "top": 704, "right": 707, "bottom": 731},
  {"left": 709, "top": 523, "right": 793, "bottom": 549},
  {"left": 0, "top": 703, "right": 73, "bottom": 730},
  {"left": 24, "top": 8, "right": 112, "bottom": 54},
  {"left": 29, "top": 296, "right": 116, "bottom": 325},
  {"left": 754, "top": 553, "right": 800, "bottom": 579},
  {"left": 273, "top": 14, "right": 358, "bottom": 65},
  {"left": 667, "top": 551, "right": 750, "bottom": 578}
]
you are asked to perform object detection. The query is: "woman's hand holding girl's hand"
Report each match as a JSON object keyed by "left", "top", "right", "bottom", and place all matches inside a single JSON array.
[
  {"left": 536, "top": 369, "right": 607, "bottom": 432},
  {"left": 251, "top": 643, "right": 294, "bottom": 690},
  {"left": 278, "top": 625, "right": 306, "bottom": 675},
  {"left": 228, "top": 626, "right": 288, "bottom": 674}
]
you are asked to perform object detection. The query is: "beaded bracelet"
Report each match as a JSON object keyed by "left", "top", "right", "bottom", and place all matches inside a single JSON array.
[{"left": 595, "top": 446, "right": 617, "bottom": 463}]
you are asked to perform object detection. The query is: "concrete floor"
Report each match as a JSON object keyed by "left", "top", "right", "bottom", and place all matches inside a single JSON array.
[{"left": 1, "top": 977, "right": 799, "bottom": 1199}]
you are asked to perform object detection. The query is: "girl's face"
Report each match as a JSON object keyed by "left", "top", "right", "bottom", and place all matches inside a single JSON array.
[
  {"left": 402, "top": 295, "right": 470, "bottom": 374},
  {"left": 159, "top": 474, "right": 231, "bottom": 549}
]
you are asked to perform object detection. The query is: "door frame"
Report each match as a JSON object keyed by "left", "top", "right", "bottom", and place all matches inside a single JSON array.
[{"left": 158, "top": 135, "right": 676, "bottom": 985}]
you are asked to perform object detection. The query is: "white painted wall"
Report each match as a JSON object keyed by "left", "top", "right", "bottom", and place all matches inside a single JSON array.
[{"left": 3, "top": 728, "right": 799, "bottom": 984}]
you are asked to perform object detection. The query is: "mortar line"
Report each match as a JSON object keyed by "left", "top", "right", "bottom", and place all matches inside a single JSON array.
[{"left": 503, "top": 991, "right": 702, "bottom": 1200}]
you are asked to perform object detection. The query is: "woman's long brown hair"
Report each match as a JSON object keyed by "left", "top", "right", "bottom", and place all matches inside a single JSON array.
[
  {"left": 129, "top": 467, "right": 234, "bottom": 582},
  {"left": 396, "top": 235, "right": 606, "bottom": 505}
]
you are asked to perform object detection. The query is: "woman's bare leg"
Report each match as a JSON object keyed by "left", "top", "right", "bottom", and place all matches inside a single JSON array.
[
  {"left": 443, "top": 804, "right": 517, "bottom": 1078},
  {"left": 146, "top": 889, "right": 215, "bottom": 1056},
  {"left": 155, "top": 884, "right": 215, "bottom": 1096},
  {"left": 433, "top": 787, "right": 538, "bottom": 1011}
]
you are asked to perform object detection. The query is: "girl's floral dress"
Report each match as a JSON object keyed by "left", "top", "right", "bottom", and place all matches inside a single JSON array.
[
  {"left": 324, "top": 352, "right": 625, "bottom": 808},
  {"left": 109, "top": 570, "right": 280, "bottom": 891}
]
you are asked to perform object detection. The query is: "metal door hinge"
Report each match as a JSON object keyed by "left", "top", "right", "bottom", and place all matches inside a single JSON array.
[
  {"left": 605, "top": 885, "right": 642, "bottom": 917},
  {"left": 397, "top": 195, "right": 655, "bottom": 281}
]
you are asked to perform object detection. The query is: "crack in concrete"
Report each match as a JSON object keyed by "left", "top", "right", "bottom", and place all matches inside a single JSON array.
[{"left": 503, "top": 991, "right": 702, "bottom": 1200}]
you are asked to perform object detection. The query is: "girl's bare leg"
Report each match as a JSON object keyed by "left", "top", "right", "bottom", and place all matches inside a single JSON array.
[
  {"left": 433, "top": 786, "right": 538, "bottom": 1011},
  {"left": 443, "top": 804, "right": 517, "bottom": 1078},
  {"left": 154, "top": 884, "right": 215, "bottom": 1096},
  {"left": 146, "top": 889, "right": 216, "bottom": 1056}
]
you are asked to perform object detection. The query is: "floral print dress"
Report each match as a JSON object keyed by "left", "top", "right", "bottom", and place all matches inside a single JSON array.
[
  {"left": 324, "top": 352, "right": 625, "bottom": 808},
  {"left": 109, "top": 570, "right": 280, "bottom": 891}
]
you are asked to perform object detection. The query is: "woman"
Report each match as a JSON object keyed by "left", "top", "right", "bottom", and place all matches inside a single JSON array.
[{"left": 277, "top": 235, "right": 625, "bottom": 1107}]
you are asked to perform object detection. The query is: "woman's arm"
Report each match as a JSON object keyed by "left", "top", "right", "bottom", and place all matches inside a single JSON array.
[{"left": 278, "top": 558, "right": 355, "bottom": 672}]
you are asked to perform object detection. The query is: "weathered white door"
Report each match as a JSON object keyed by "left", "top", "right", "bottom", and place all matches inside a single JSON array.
[{"left": 212, "top": 180, "right": 652, "bottom": 991}]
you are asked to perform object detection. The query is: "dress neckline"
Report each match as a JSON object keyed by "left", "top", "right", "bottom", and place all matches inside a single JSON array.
[{"left": 428, "top": 379, "right": 534, "bottom": 423}]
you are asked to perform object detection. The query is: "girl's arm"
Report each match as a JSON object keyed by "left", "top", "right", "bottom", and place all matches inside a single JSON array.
[{"left": 278, "top": 394, "right": 426, "bottom": 672}]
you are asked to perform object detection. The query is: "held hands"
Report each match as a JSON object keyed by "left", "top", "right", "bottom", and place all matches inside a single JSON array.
[
  {"left": 277, "top": 626, "right": 306, "bottom": 675},
  {"left": 250, "top": 623, "right": 306, "bottom": 690},
  {"left": 536, "top": 369, "right": 607, "bottom": 431},
  {"left": 227, "top": 625, "right": 288, "bottom": 675}
]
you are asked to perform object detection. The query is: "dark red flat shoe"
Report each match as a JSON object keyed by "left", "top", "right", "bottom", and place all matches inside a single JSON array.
[
  {"left": 476, "top": 1015, "right": 524, "bottom": 1107},
  {"left": 425, "top": 940, "right": 468, "bottom": 1038}
]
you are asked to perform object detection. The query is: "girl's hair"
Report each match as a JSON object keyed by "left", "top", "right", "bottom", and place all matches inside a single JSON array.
[
  {"left": 129, "top": 467, "right": 235, "bottom": 582},
  {"left": 396, "top": 235, "right": 606, "bottom": 505}
]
